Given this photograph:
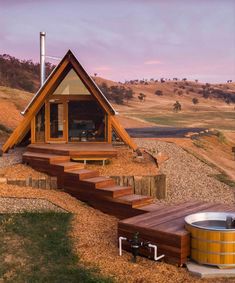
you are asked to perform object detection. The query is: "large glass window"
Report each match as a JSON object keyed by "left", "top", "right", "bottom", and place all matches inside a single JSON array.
[
  {"left": 68, "top": 101, "right": 105, "bottom": 142},
  {"left": 53, "top": 69, "right": 91, "bottom": 95},
  {"left": 35, "top": 104, "right": 45, "bottom": 142},
  {"left": 50, "top": 102, "right": 64, "bottom": 139}
]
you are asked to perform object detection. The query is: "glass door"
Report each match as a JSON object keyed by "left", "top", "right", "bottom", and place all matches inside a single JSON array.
[{"left": 48, "top": 102, "right": 66, "bottom": 141}]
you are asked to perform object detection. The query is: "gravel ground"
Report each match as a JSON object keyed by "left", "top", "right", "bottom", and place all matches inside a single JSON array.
[
  {"left": 86, "top": 148, "right": 158, "bottom": 176},
  {"left": 0, "top": 184, "right": 231, "bottom": 283},
  {"left": 136, "top": 139, "right": 235, "bottom": 204},
  {"left": 0, "top": 164, "right": 47, "bottom": 178},
  {"left": 0, "top": 141, "right": 234, "bottom": 282},
  {"left": 0, "top": 197, "right": 66, "bottom": 213},
  {"left": 0, "top": 147, "right": 26, "bottom": 168}
]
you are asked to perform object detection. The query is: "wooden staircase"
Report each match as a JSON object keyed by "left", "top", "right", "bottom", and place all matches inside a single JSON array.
[{"left": 23, "top": 150, "right": 154, "bottom": 219}]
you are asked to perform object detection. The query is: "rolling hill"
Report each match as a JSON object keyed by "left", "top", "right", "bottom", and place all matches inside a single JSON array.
[{"left": 0, "top": 53, "right": 235, "bottom": 136}]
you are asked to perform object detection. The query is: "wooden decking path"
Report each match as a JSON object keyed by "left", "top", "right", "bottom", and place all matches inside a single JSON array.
[
  {"left": 22, "top": 148, "right": 235, "bottom": 265},
  {"left": 27, "top": 143, "right": 118, "bottom": 158},
  {"left": 118, "top": 201, "right": 235, "bottom": 265},
  {"left": 22, "top": 150, "right": 154, "bottom": 219}
]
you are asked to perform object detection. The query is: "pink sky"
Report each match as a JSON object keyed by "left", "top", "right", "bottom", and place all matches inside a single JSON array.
[{"left": 0, "top": 0, "right": 235, "bottom": 83}]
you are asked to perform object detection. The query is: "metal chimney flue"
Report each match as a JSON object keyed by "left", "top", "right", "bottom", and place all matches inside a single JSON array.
[{"left": 40, "top": 32, "right": 46, "bottom": 86}]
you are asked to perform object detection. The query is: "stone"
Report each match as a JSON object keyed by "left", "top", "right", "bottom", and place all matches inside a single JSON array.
[
  {"left": 0, "top": 177, "right": 7, "bottom": 184},
  {"left": 187, "top": 261, "right": 235, "bottom": 278}
]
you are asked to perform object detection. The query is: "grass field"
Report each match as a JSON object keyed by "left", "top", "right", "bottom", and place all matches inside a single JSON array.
[
  {"left": 0, "top": 212, "right": 113, "bottom": 283},
  {"left": 137, "top": 111, "right": 235, "bottom": 130}
]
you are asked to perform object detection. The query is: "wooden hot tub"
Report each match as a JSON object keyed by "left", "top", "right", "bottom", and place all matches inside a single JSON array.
[{"left": 185, "top": 212, "right": 235, "bottom": 268}]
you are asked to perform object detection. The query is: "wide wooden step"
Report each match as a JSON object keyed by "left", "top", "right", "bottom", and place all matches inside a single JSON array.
[
  {"left": 80, "top": 176, "right": 116, "bottom": 189},
  {"left": 27, "top": 145, "right": 70, "bottom": 156},
  {"left": 115, "top": 194, "right": 153, "bottom": 208},
  {"left": 27, "top": 144, "right": 118, "bottom": 158},
  {"left": 96, "top": 186, "right": 133, "bottom": 198},
  {"left": 53, "top": 162, "right": 84, "bottom": 171},
  {"left": 64, "top": 169, "right": 100, "bottom": 180},
  {"left": 23, "top": 151, "right": 70, "bottom": 164}
]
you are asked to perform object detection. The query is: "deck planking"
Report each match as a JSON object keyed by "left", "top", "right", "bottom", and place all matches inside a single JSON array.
[
  {"left": 27, "top": 143, "right": 118, "bottom": 158},
  {"left": 22, "top": 149, "right": 235, "bottom": 265},
  {"left": 118, "top": 201, "right": 235, "bottom": 265}
]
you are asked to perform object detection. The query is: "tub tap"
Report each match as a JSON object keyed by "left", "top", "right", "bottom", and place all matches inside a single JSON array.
[{"left": 226, "top": 216, "right": 235, "bottom": 229}]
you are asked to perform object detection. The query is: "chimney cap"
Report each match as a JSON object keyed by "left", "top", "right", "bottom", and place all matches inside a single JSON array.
[{"left": 40, "top": 31, "right": 46, "bottom": 36}]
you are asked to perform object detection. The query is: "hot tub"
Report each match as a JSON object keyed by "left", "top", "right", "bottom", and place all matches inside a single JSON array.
[{"left": 185, "top": 212, "right": 235, "bottom": 268}]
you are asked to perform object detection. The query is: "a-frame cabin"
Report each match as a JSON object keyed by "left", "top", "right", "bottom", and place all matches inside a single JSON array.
[{"left": 1, "top": 50, "right": 137, "bottom": 157}]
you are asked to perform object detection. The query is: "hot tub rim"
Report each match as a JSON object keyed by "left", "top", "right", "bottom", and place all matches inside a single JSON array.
[{"left": 185, "top": 212, "right": 235, "bottom": 232}]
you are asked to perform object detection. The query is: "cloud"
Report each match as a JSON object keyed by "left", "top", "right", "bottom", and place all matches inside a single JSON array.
[
  {"left": 144, "top": 60, "right": 162, "bottom": 65},
  {"left": 93, "top": 66, "right": 112, "bottom": 71}
]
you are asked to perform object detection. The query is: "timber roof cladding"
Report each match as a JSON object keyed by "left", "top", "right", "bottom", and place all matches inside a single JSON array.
[
  {"left": 23, "top": 50, "right": 116, "bottom": 115},
  {"left": 2, "top": 49, "right": 138, "bottom": 153}
]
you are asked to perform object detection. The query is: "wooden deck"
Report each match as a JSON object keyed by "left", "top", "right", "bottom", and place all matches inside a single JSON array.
[
  {"left": 27, "top": 143, "right": 118, "bottom": 158},
  {"left": 118, "top": 201, "right": 235, "bottom": 265},
  {"left": 22, "top": 149, "right": 235, "bottom": 266},
  {"left": 22, "top": 150, "right": 154, "bottom": 219}
]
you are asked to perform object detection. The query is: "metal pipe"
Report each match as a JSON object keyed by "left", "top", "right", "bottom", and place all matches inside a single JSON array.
[
  {"left": 119, "top": 236, "right": 127, "bottom": 256},
  {"left": 40, "top": 31, "right": 46, "bottom": 86},
  {"left": 148, "top": 243, "right": 165, "bottom": 261}
]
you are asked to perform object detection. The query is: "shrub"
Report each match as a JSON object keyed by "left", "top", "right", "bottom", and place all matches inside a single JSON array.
[
  {"left": 155, "top": 90, "right": 163, "bottom": 96},
  {"left": 138, "top": 92, "right": 146, "bottom": 102},
  {"left": 216, "top": 131, "right": 226, "bottom": 144},
  {"left": 192, "top": 98, "right": 199, "bottom": 105},
  {"left": 173, "top": 101, "right": 182, "bottom": 112},
  {"left": 0, "top": 124, "right": 12, "bottom": 133}
]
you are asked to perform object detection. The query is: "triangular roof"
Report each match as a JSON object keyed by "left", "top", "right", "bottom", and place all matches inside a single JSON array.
[
  {"left": 2, "top": 50, "right": 137, "bottom": 153},
  {"left": 22, "top": 50, "right": 116, "bottom": 115}
]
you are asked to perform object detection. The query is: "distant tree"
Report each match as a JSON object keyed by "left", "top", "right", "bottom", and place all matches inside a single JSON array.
[
  {"left": 227, "top": 80, "right": 232, "bottom": 83},
  {"left": 173, "top": 88, "right": 178, "bottom": 93},
  {"left": 195, "top": 79, "right": 198, "bottom": 83},
  {"left": 155, "top": 90, "right": 163, "bottom": 96},
  {"left": 225, "top": 98, "right": 231, "bottom": 104},
  {"left": 138, "top": 92, "right": 146, "bottom": 102},
  {"left": 0, "top": 54, "right": 55, "bottom": 92},
  {"left": 94, "top": 73, "right": 97, "bottom": 77},
  {"left": 177, "top": 90, "right": 183, "bottom": 96},
  {"left": 182, "top": 78, "right": 187, "bottom": 81},
  {"left": 160, "top": 78, "right": 165, "bottom": 83},
  {"left": 192, "top": 97, "right": 199, "bottom": 105},
  {"left": 99, "top": 83, "right": 133, "bottom": 105},
  {"left": 202, "top": 89, "right": 210, "bottom": 99},
  {"left": 173, "top": 101, "right": 182, "bottom": 112},
  {"left": 125, "top": 89, "right": 134, "bottom": 103}
]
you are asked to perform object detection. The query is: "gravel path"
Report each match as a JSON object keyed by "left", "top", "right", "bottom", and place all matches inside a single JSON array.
[
  {"left": 136, "top": 139, "right": 235, "bottom": 204},
  {"left": 0, "top": 197, "right": 66, "bottom": 213},
  {"left": 0, "top": 147, "right": 26, "bottom": 168}
]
